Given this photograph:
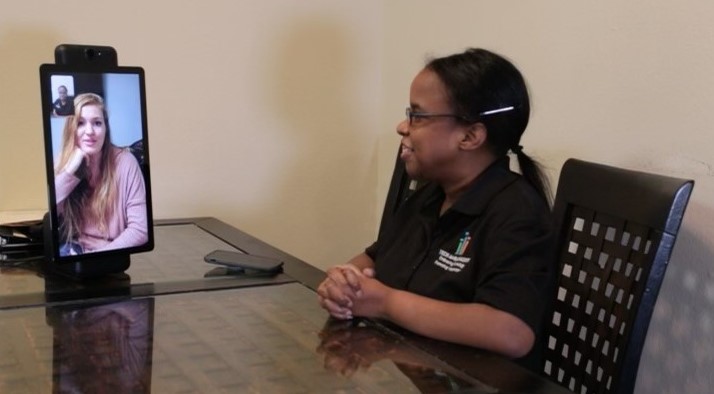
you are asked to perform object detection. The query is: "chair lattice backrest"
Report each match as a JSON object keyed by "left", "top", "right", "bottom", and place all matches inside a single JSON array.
[{"left": 543, "top": 159, "right": 693, "bottom": 394}]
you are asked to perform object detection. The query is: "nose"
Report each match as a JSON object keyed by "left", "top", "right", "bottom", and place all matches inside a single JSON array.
[{"left": 396, "top": 119, "right": 409, "bottom": 137}]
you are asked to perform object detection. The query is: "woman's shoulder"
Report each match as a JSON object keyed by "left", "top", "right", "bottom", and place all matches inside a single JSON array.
[
  {"left": 111, "top": 147, "right": 141, "bottom": 168},
  {"left": 492, "top": 174, "right": 551, "bottom": 220},
  {"left": 112, "top": 146, "right": 139, "bottom": 171}
]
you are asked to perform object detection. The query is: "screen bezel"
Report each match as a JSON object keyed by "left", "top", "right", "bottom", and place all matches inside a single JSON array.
[{"left": 39, "top": 63, "right": 154, "bottom": 264}]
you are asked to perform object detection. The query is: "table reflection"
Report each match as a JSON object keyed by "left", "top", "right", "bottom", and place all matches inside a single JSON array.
[
  {"left": 317, "top": 319, "right": 494, "bottom": 393},
  {"left": 46, "top": 298, "right": 154, "bottom": 393}
]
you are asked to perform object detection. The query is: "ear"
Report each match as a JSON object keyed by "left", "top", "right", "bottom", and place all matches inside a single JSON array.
[{"left": 458, "top": 123, "right": 488, "bottom": 151}]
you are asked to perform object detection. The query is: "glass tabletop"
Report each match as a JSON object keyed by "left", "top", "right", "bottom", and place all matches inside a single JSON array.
[
  {"left": 0, "top": 282, "right": 496, "bottom": 394},
  {"left": 0, "top": 224, "right": 295, "bottom": 309},
  {"left": 0, "top": 218, "right": 573, "bottom": 394}
]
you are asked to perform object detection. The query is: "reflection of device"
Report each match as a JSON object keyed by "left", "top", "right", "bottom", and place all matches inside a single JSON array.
[
  {"left": 204, "top": 249, "right": 284, "bottom": 273},
  {"left": 47, "top": 298, "right": 155, "bottom": 393},
  {"left": 39, "top": 44, "right": 154, "bottom": 279}
]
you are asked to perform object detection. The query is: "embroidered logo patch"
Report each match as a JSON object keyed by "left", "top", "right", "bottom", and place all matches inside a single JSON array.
[
  {"left": 433, "top": 231, "right": 472, "bottom": 273},
  {"left": 434, "top": 249, "right": 471, "bottom": 272},
  {"left": 455, "top": 231, "right": 471, "bottom": 256}
]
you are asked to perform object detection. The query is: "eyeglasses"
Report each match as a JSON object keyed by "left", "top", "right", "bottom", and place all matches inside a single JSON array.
[{"left": 405, "top": 106, "right": 515, "bottom": 125}]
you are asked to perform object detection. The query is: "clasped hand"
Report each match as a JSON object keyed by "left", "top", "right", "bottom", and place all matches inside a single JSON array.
[{"left": 317, "top": 265, "right": 389, "bottom": 320}]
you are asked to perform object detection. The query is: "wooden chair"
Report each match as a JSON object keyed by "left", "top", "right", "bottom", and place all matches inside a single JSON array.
[{"left": 543, "top": 159, "right": 694, "bottom": 394}]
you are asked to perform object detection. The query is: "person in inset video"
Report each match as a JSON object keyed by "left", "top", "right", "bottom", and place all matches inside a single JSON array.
[
  {"left": 317, "top": 48, "right": 554, "bottom": 372},
  {"left": 54, "top": 93, "right": 148, "bottom": 256},
  {"left": 52, "top": 85, "right": 74, "bottom": 116}
]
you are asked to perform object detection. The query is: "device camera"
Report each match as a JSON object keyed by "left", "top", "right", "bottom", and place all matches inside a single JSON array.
[{"left": 84, "top": 48, "right": 101, "bottom": 60}]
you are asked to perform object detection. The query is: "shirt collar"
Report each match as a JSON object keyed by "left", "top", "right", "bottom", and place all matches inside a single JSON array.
[{"left": 421, "top": 157, "right": 519, "bottom": 217}]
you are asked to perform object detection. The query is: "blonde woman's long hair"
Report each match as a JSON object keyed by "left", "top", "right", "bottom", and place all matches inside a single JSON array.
[{"left": 55, "top": 93, "right": 118, "bottom": 243}]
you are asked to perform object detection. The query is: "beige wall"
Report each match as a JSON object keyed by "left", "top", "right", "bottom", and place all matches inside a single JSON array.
[
  {"left": 1, "top": 1, "right": 713, "bottom": 392},
  {"left": 0, "top": 1, "right": 383, "bottom": 271}
]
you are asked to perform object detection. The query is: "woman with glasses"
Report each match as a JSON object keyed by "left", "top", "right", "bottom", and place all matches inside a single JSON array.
[{"left": 317, "top": 48, "right": 554, "bottom": 371}]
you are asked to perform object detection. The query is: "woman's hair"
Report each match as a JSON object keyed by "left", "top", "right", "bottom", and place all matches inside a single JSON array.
[
  {"left": 55, "top": 93, "right": 118, "bottom": 243},
  {"left": 425, "top": 48, "right": 551, "bottom": 205}
]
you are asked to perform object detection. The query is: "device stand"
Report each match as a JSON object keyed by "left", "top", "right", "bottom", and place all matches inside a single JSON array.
[
  {"left": 42, "top": 255, "right": 131, "bottom": 281},
  {"left": 41, "top": 212, "right": 131, "bottom": 280}
]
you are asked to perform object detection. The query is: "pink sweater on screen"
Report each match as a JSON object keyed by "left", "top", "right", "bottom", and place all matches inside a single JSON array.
[{"left": 55, "top": 148, "right": 148, "bottom": 253}]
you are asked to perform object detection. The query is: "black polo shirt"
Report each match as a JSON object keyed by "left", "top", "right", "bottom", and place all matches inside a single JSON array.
[{"left": 366, "top": 158, "right": 554, "bottom": 370}]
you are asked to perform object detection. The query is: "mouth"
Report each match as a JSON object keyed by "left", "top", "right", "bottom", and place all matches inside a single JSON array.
[{"left": 400, "top": 143, "right": 414, "bottom": 160}]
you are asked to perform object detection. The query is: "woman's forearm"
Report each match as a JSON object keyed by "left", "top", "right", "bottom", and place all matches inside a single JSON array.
[{"left": 383, "top": 289, "right": 535, "bottom": 358}]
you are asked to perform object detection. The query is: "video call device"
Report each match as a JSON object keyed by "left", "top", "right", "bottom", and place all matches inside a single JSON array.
[{"left": 39, "top": 44, "right": 154, "bottom": 278}]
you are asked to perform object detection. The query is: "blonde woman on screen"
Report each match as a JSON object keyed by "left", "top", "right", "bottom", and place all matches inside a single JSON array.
[{"left": 54, "top": 93, "right": 148, "bottom": 256}]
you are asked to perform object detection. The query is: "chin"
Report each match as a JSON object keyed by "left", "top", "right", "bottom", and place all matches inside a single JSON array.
[
  {"left": 404, "top": 164, "right": 421, "bottom": 179},
  {"left": 82, "top": 148, "right": 101, "bottom": 157}
]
